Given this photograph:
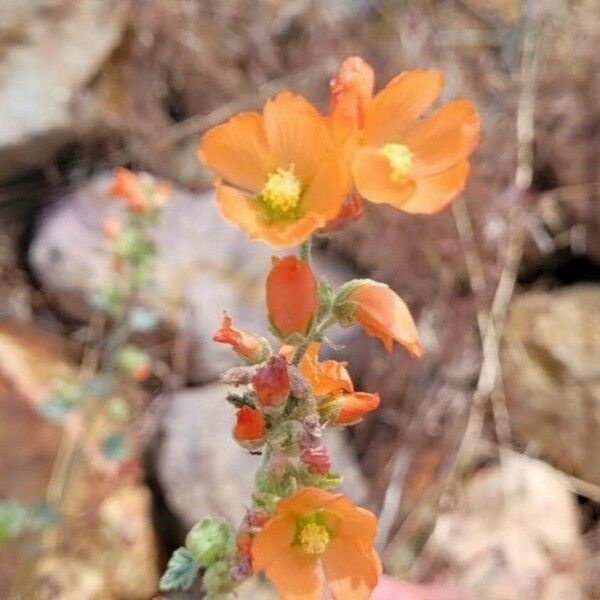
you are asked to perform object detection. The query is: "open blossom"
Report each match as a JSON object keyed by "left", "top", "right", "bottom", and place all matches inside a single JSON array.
[
  {"left": 331, "top": 56, "right": 480, "bottom": 214},
  {"left": 213, "top": 312, "right": 269, "bottom": 364},
  {"left": 252, "top": 487, "right": 381, "bottom": 600},
  {"left": 334, "top": 279, "right": 424, "bottom": 356},
  {"left": 280, "top": 342, "right": 353, "bottom": 397},
  {"left": 198, "top": 91, "right": 348, "bottom": 247},
  {"left": 266, "top": 256, "right": 317, "bottom": 339}
]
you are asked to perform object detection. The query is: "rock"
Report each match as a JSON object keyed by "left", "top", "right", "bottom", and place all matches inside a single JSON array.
[
  {"left": 501, "top": 285, "right": 600, "bottom": 484},
  {"left": 29, "top": 171, "right": 356, "bottom": 383},
  {"left": 412, "top": 454, "right": 586, "bottom": 600},
  {"left": 97, "top": 485, "right": 160, "bottom": 600},
  {"left": 25, "top": 555, "right": 110, "bottom": 600},
  {"left": 0, "top": 0, "right": 127, "bottom": 180},
  {"left": 152, "top": 384, "right": 369, "bottom": 532},
  {"left": 0, "top": 322, "right": 79, "bottom": 407}
]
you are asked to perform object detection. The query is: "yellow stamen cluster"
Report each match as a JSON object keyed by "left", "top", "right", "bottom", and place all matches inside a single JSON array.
[
  {"left": 299, "top": 522, "right": 330, "bottom": 556},
  {"left": 259, "top": 168, "right": 302, "bottom": 216},
  {"left": 379, "top": 143, "right": 414, "bottom": 181}
]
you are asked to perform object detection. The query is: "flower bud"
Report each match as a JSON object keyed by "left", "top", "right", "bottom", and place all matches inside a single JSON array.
[
  {"left": 300, "top": 446, "right": 331, "bottom": 475},
  {"left": 109, "top": 168, "right": 149, "bottom": 213},
  {"left": 319, "top": 391, "right": 380, "bottom": 426},
  {"left": 252, "top": 357, "right": 290, "bottom": 414},
  {"left": 213, "top": 312, "right": 271, "bottom": 364},
  {"left": 243, "top": 508, "right": 270, "bottom": 529},
  {"left": 233, "top": 406, "right": 266, "bottom": 450},
  {"left": 115, "top": 346, "right": 152, "bottom": 381},
  {"left": 333, "top": 279, "right": 424, "bottom": 357},
  {"left": 102, "top": 217, "right": 121, "bottom": 239},
  {"left": 185, "top": 517, "right": 235, "bottom": 568},
  {"left": 266, "top": 256, "right": 317, "bottom": 340}
]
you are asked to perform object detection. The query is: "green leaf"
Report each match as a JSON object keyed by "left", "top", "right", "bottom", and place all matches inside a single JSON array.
[
  {"left": 127, "top": 307, "right": 159, "bottom": 332},
  {"left": 101, "top": 433, "right": 129, "bottom": 461},
  {"left": 159, "top": 547, "right": 200, "bottom": 591},
  {"left": 0, "top": 500, "right": 27, "bottom": 544}
]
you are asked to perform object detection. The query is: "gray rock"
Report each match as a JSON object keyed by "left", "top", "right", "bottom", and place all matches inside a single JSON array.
[
  {"left": 0, "top": 0, "right": 127, "bottom": 180},
  {"left": 29, "top": 171, "right": 356, "bottom": 382},
  {"left": 152, "top": 384, "right": 369, "bottom": 532},
  {"left": 501, "top": 285, "right": 600, "bottom": 484}
]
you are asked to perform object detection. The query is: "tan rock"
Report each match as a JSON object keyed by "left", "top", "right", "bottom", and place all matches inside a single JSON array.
[
  {"left": 415, "top": 454, "right": 586, "bottom": 600},
  {"left": 98, "top": 485, "right": 160, "bottom": 600},
  {"left": 502, "top": 285, "right": 600, "bottom": 483},
  {"left": 25, "top": 555, "right": 110, "bottom": 600}
]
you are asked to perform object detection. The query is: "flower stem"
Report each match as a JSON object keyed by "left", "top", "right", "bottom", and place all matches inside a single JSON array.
[
  {"left": 291, "top": 339, "right": 311, "bottom": 366},
  {"left": 299, "top": 238, "right": 312, "bottom": 262}
]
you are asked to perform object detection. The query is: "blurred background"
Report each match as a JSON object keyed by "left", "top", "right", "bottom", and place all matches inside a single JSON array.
[{"left": 0, "top": 0, "right": 599, "bottom": 598}]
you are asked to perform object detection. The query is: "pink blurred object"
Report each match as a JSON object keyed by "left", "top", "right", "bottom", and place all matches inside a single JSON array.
[{"left": 324, "top": 575, "right": 473, "bottom": 600}]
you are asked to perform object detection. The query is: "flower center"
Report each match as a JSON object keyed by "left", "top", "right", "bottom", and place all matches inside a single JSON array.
[
  {"left": 298, "top": 522, "right": 330, "bottom": 556},
  {"left": 378, "top": 143, "right": 414, "bottom": 181},
  {"left": 258, "top": 167, "right": 302, "bottom": 219}
]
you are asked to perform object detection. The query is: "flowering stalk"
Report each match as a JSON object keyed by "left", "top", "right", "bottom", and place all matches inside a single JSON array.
[{"left": 161, "top": 55, "right": 479, "bottom": 600}]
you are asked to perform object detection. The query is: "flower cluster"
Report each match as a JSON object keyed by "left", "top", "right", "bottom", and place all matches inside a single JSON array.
[{"left": 161, "top": 56, "right": 479, "bottom": 599}]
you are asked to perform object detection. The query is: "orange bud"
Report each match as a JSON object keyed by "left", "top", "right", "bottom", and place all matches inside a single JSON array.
[
  {"left": 252, "top": 357, "right": 290, "bottom": 412},
  {"left": 234, "top": 406, "right": 266, "bottom": 444},
  {"left": 109, "top": 168, "right": 148, "bottom": 213},
  {"left": 266, "top": 256, "right": 317, "bottom": 339},
  {"left": 319, "top": 391, "right": 380, "bottom": 426},
  {"left": 213, "top": 312, "right": 269, "bottom": 364},
  {"left": 300, "top": 446, "right": 331, "bottom": 475},
  {"left": 102, "top": 217, "right": 122, "bottom": 239},
  {"left": 237, "top": 532, "right": 253, "bottom": 555},
  {"left": 335, "top": 280, "right": 424, "bottom": 357},
  {"left": 330, "top": 56, "right": 374, "bottom": 140},
  {"left": 132, "top": 362, "right": 152, "bottom": 382}
]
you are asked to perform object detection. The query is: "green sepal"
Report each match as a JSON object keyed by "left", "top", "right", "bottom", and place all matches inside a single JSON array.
[{"left": 185, "top": 517, "right": 236, "bottom": 568}]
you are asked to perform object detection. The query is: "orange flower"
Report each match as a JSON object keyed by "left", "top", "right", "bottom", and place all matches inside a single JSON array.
[
  {"left": 280, "top": 343, "right": 353, "bottom": 397},
  {"left": 233, "top": 406, "right": 266, "bottom": 447},
  {"left": 109, "top": 168, "right": 149, "bottom": 213},
  {"left": 252, "top": 487, "right": 381, "bottom": 600},
  {"left": 319, "top": 391, "right": 381, "bottom": 426},
  {"left": 198, "top": 91, "right": 348, "bottom": 247},
  {"left": 252, "top": 357, "right": 291, "bottom": 413},
  {"left": 331, "top": 57, "right": 480, "bottom": 214},
  {"left": 334, "top": 280, "right": 423, "bottom": 356},
  {"left": 266, "top": 256, "right": 317, "bottom": 339},
  {"left": 213, "top": 312, "right": 269, "bottom": 364}
]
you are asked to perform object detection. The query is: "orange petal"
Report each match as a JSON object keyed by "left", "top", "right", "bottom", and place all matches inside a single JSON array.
[
  {"left": 199, "top": 112, "right": 275, "bottom": 192},
  {"left": 364, "top": 70, "right": 445, "bottom": 147},
  {"left": 263, "top": 91, "right": 330, "bottom": 183},
  {"left": 326, "top": 496, "right": 378, "bottom": 546},
  {"left": 402, "top": 99, "right": 480, "bottom": 177},
  {"left": 350, "top": 283, "right": 424, "bottom": 357},
  {"left": 351, "top": 146, "right": 415, "bottom": 208},
  {"left": 215, "top": 182, "right": 322, "bottom": 247},
  {"left": 302, "top": 150, "right": 349, "bottom": 223},
  {"left": 323, "top": 538, "right": 380, "bottom": 600},
  {"left": 265, "top": 549, "right": 323, "bottom": 600},
  {"left": 251, "top": 516, "right": 296, "bottom": 571},
  {"left": 277, "top": 487, "right": 341, "bottom": 520},
  {"left": 401, "top": 161, "right": 471, "bottom": 214}
]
